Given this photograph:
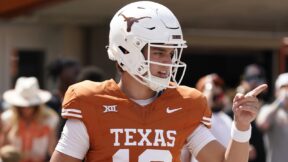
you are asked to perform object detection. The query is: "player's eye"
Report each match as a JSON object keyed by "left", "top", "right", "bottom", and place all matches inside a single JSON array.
[{"left": 152, "top": 51, "right": 164, "bottom": 56}]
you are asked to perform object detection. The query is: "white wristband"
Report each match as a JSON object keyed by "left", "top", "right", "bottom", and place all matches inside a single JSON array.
[{"left": 231, "top": 121, "right": 251, "bottom": 143}]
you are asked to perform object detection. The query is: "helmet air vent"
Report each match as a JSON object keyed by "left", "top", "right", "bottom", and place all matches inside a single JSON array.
[{"left": 118, "top": 46, "right": 130, "bottom": 54}]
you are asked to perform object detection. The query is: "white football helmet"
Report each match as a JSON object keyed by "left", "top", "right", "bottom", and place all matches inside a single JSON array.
[{"left": 107, "top": 1, "right": 187, "bottom": 91}]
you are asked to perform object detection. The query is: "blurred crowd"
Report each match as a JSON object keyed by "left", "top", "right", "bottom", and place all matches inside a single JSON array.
[
  {"left": 0, "top": 58, "right": 287, "bottom": 162},
  {"left": 0, "top": 58, "right": 105, "bottom": 162}
]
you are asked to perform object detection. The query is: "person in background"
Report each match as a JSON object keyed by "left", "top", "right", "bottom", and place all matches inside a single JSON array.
[
  {"left": 1, "top": 77, "right": 59, "bottom": 162},
  {"left": 196, "top": 73, "right": 232, "bottom": 147},
  {"left": 76, "top": 66, "right": 105, "bottom": 82},
  {"left": 47, "top": 58, "right": 80, "bottom": 138},
  {"left": 47, "top": 58, "right": 81, "bottom": 113},
  {"left": 237, "top": 64, "right": 267, "bottom": 99},
  {"left": 256, "top": 72, "right": 288, "bottom": 162},
  {"left": 181, "top": 74, "right": 232, "bottom": 162},
  {"left": 50, "top": 1, "right": 267, "bottom": 162},
  {"left": 234, "top": 64, "right": 267, "bottom": 162}
]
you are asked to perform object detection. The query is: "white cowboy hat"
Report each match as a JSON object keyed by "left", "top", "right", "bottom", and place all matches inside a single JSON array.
[{"left": 3, "top": 77, "right": 52, "bottom": 107}]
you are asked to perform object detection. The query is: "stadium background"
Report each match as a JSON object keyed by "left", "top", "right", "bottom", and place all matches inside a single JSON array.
[{"left": 0, "top": 0, "right": 288, "bottom": 100}]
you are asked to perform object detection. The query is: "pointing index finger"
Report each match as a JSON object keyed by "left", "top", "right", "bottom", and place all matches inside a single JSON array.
[{"left": 245, "top": 84, "right": 268, "bottom": 97}]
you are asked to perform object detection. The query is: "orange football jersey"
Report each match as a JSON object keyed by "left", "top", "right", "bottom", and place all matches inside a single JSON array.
[{"left": 62, "top": 79, "right": 211, "bottom": 162}]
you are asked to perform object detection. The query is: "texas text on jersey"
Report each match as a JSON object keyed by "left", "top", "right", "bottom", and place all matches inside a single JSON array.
[{"left": 61, "top": 79, "right": 211, "bottom": 162}]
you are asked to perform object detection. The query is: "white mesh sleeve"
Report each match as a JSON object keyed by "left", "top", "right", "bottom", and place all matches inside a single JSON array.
[
  {"left": 185, "top": 124, "right": 216, "bottom": 157},
  {"left": 55, "top": 119, "right": 89, "bottom": 160}
]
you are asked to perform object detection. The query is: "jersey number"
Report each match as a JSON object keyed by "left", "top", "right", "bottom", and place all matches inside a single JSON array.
[{"left": 113, "top": 149, "right": 172, "bottom": 162}]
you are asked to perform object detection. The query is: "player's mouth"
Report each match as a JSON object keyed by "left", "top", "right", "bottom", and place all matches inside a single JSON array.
[{"left": 157, "top": 70, "right": 169, "bottom": 78}]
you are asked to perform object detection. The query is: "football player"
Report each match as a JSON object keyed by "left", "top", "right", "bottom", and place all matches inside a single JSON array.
[{"left": 50, "top": 1, "right": 267, "bottom": 162}]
